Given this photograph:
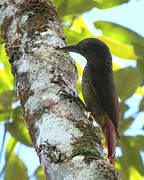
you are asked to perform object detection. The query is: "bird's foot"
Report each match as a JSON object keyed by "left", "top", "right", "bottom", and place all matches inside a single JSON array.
[
  {"left": 58, "top": 89, "right": 86, "bottom": 109},
  {"left": 106, "top": 154, "right": 115, "bottom": 165}
]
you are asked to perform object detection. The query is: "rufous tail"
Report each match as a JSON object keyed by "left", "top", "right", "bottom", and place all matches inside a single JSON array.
[{"left": 102, "top": 116, "right": 116, "bottom": 164}]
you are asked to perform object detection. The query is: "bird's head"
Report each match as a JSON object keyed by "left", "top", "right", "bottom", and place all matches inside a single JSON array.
[{"left": 57, "top": 38, "right": 111, "bottom": 63}]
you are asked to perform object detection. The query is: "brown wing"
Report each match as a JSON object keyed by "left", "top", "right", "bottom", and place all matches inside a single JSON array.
[{"left": 89, "top": 70, "right": 120, "bottom": 137}]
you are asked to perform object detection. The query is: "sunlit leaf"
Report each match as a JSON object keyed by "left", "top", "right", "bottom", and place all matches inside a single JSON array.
[
  {"left": 5, "top": 137, "right": 28, "bottom": 180},
  {"left": 115, "top": 162, "right": 121, "bottom": 173},
  {"left": 118, "top": 103, "right": 134, "bottom": 135},
  {"left": 128, "top": 136, "right": 144, "bottom": 150},
  {"left": 0, "top": 68, "right": 12, "bottom": 88},
  {"left": 96, "top": 35, "right": 137, "bottom": 60},
  {"left": 119, "top": 136, "right": 144, "bottom": 180},
  {"left": 0, "top": 90, "right": 18, "bottom": 122},
  {"left": 63, "top": 26, "right": 83, "bottom": 44},
  {"left": 120, "top": 103, "right": 129, "bottom": 117},
  {"left": 0, "top": 110, "right": 12, "bottom": 122},
  {"left": 5, "top": 136, "right": 17, "bottom": 159},
  {"left": 120, "top": 117, "right": 134, "bottom": 134},
  {"left": 54, "top": 0, "right": 96, "bottom": 17},
  {"left": 129, "top": 167, "right": 143, "bottom": 180},
  {"left": 6, "top": 107, "right": 32, "bottom": 146},
  {"left": 94, "top": 21, "right": 144, "bottom": 45},
  {"left": 34, "top": 166, "right": 45, "bottom": 180},
  {"left": 0, "top": 43, "right": 14, "bottom": 91},
  {"left": 72, "top": 16, "right": 88, "bottom": 33},
  {"left": 139, "top": 97, "right": 144, "bottom": 112},
  {"left": 54, "top": 0, "right": 129, "bottom": 17},
  {"left": 112, "top": 62, "right": 121, "bottom": 71},
  {"left": 0, "top": 136, "right": 17, "bottom": 177},
  {"left": 0, "top": 29, "right": 3, "bottom": 43},
  {"left": 0, "top": 76, "right": 10, "bottom": 94},
  {"left": 0, "top": 90, "right": 18, "bottom": 110},
  {"left": 76, "top": 79, "right": 81, "bottom": 91},
  {"left": 114, "top": 67, "right": 142, "bottom": 100},
  {"left": 96, "top": 0, "right": 130, "bottom": 9},
  {"left": 4, "top": 153, "right": 28, "bottom": 180},
  {"left": 76, "top": 80, "right": 84, "bottom": 103},
  {"left": 63, "top": 16, "right": 92, "bottom": 45},
  {"left": 94, "top": 21, "right": 144, "bottom": 58},
  {"left": 76, "top": 61, "right": 83, "bottom": 77},
  {"left": 135, "top": 86, "right": 144, "bottom": 96}
]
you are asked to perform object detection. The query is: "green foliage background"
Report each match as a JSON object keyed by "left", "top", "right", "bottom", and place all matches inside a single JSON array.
[{"left": 0, "top": 0, "right": 144, "bottom": 179}]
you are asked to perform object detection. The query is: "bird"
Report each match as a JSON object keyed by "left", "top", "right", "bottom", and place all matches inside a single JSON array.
[{"left": 57, "top": 38, "right": 120, "bottom": 164}]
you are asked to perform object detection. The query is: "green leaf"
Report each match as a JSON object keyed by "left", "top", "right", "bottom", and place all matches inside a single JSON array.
[
  {"left": 34, "top": 166, "right": 45, "bottom": 180},
  {"left": 5, "top": 136, "right": 17, "bottom": 160},
  {"left": 0, "top": 29, "right": 3, "bottom": 43},
  {"left": 114, "top": 67, "right": 142, "bottom": 100},
  {"left": 63, "top": 16, "right": 92, "bottom": 45},
  {"left": 96, "top": 35, "right": 137, "bottom": 60},
  {"left": 128, "top": 136, "right": 144, "bottom": 150},
  {"left": 135, "top": 86, "right": 144, "bottom": 96},
  {"left": 0, "top": 136, "right": 17, "bottom": 177},
  {"left": 139, "top": 97, "right": 144, "bottom": 112},
  {"left": 119, "top": 103, "right": 134, "bottom": 134},
  {"left": 95, "top": 0, "right": 130, "bottom": 9},
  {"left": 0, "top": 75, "right": 10, "bottom": 94},
  {"left": 119, "top": 136, "right": 144, "bottom": 179},
  {"left": 0, "top": 90, "right": 18, "bottom": 122},
  {"left": 76, "top": 80, "right": 82, "bottom": 94},
  {"left": 94, "top": 21, "right": 144, "bottom": 45},
  {"left": 120, "top": 117, "right": 134, "bottom": 134},
  {"left": 54, "top": 0, "right": 96, "bottom": 17},
  {"left": 113, "top": 63, "right": 121, "bottom": 71},
  {"left": 0, "top": 43, "right": 14, "bottom": 93},
  {"left": 64, "top": 25, "right": 86, "bottom": 44},
  {"left": 76, "top": 61, "right": 83, "bottom": 77},
  {"left": 94, "top": 21, "right": 144, "bottom": 58},
  {"left": 120, "top": 103, "right": 129, "bottom": 118},
  {"left": 5, "top": 137, "right": 28, "bottom": 180},
  {"left": 0, "top": 110, "right": 12, "bottom": 122},
  {"left": 129, "top": 166, "right": 143, "bottom": 180},
  {"left": 72, "top": 16, "right": 90, "bottom": 33},
  {"left": 54, "top": 0, "right": 129, "bottom": 17},
  {"left": 6, "top": 107, "right": 32, "bottom": 146},
  {"left": 0, "top": 90, "right": 18, "bottom": 110}
]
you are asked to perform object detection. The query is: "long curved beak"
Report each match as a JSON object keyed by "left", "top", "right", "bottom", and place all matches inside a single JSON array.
[{"left": 57, "top": 45, "right": 78, "bottom": 53}]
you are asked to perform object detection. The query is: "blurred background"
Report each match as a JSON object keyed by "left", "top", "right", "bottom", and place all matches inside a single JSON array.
[{"left": 0, "top": 0, "right": 144, "bottom": 179}]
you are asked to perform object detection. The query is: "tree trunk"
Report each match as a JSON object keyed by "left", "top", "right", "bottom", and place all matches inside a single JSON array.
[{"left": 0, "top": 0, "right": 120, "bottom": 179}]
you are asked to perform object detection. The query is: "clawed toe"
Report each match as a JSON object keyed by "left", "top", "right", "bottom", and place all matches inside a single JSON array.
[
  {"left": 57, "top": 89, "right": 76, "bottom": 99},
  {"left": 57, "top": 89, "right": 85, "bottom": 109}
]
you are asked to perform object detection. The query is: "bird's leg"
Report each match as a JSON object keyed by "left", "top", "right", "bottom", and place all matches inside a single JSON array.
[
  {"left": 102, "top": 115, "right": 116, "bottom": 165},
  {"left": 58, "top": 89, "right": 86, "bottom": 110}
]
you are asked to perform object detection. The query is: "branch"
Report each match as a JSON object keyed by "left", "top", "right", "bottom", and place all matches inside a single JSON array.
[{"left": 0, "top": 0, "right": 120, "bottom": 179}]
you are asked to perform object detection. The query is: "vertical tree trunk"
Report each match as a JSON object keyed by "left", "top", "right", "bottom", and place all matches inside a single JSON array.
[{"left": 0, "top": 0, "right": 120, "bottom": 179}]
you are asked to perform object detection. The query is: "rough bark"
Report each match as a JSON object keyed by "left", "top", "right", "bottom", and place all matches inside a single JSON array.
[{"left": 0, "top": 0, "right": 120, "bottom": 179}]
